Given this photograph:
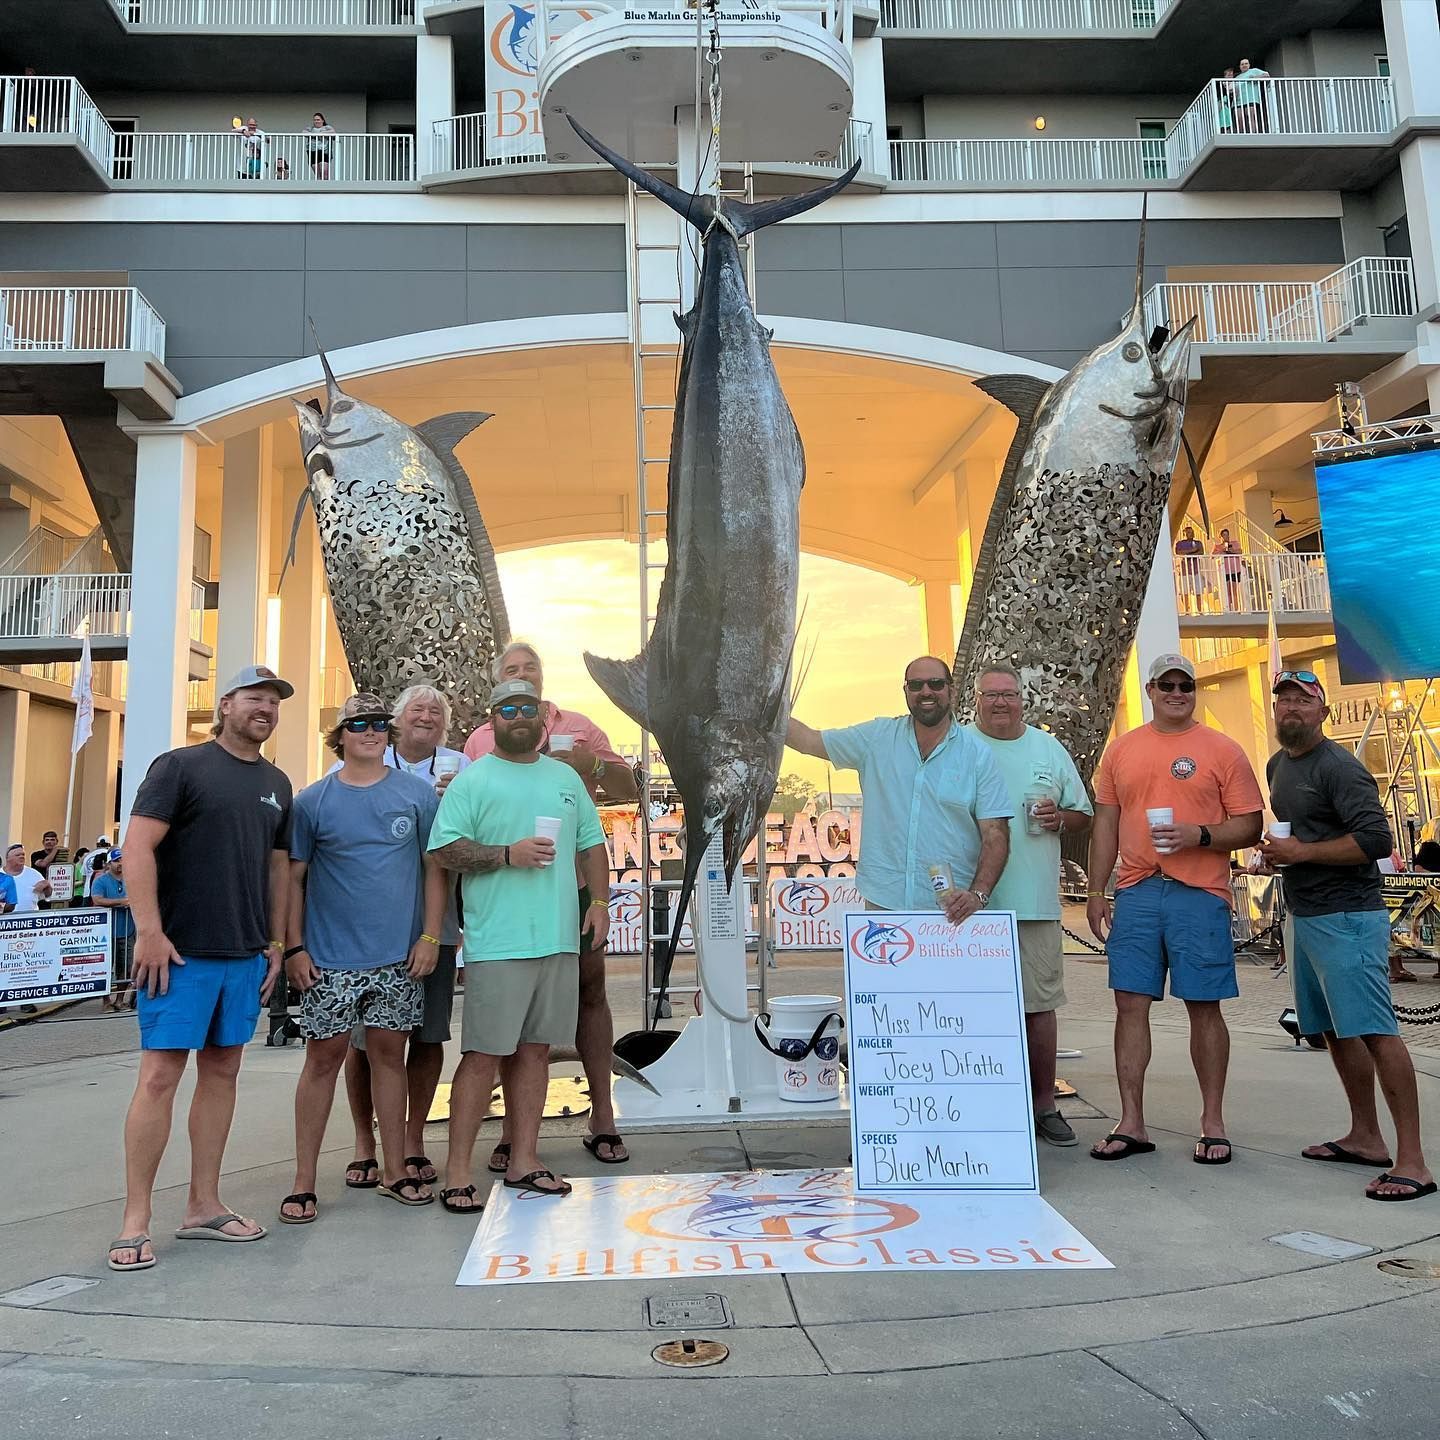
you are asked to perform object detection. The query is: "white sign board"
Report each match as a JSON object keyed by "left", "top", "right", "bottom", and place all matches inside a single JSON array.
[
  {"left": 844, "top": 910, "right": 1038, "bottom": 1196},
  {"left": 47, "top": 863, "right": 74, "bottom": 899},
  {"left": 768, "top": 875, "right": 862, "bottom": 950},
  {"left": 607, "top": 883, "right": 693, "bottom": 956},
  {"left": 0, "top": 908, "right": 111, "bottom": 1008},
  {"left": 457, "top": 1168, "right": 1109, "bottom": 1284}
]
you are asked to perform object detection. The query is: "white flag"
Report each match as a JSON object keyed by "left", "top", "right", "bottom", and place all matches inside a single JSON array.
[{"left": 71, "top": 630, "right": 94, "bottom": 755}]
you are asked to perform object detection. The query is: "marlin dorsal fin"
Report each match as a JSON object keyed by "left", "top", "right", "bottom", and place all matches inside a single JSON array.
[
  {"left": 584, "top": 649, "right": 649, "bottom": 729},
  {"left": 277, "top": 483, "right": 315, "bottom": 591},
  {"left": 974, "top": 374, "right": 1051, "bottom": 430}
]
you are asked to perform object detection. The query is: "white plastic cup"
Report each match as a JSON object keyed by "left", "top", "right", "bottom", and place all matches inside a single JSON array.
[
  {"left": 534, "top": 815, "right": 562, "bottom": 865},
  {"left": 434, "top": 755, "right": 461, "bottom": 779},
  {"left": 550, "top": 734, "right": 575, "bottom": 754},
  {"left": 1269, "top": 821, "right": 1291, "bottom": 839},
  {"left": 1146, "top": 806, "right": 1175, "bottom": 854}
]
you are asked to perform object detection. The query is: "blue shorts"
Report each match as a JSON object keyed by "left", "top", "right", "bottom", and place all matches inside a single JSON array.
[
  {"left": 1107, "top": 875, "right": 1237, "bottom": 1002},
  {"left": 1291, "top": 910, "right": 1398, "bottom": 1039},
  {"left": 137, "top": 954, "right": 266, "bottom": 1051}
]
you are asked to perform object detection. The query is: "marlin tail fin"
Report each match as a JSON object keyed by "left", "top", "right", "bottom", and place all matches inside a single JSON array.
[{"left": 584, "top": 649, "right": 649, "bottom": 729}]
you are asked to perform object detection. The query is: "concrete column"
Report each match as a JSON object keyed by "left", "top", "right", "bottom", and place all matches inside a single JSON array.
[
  {"left": 1242, "top": 481, "right": 1277, "bottom": 548},
  {"left": 851, "top": 36, "right": 888, "bottom": 177},
  {"left": 416, "top": 33, "right": 454, "bottom": 173},
  {"left": 77, "top": 707, "right": 121, "bottom": 845},
  {"left": 1203, "top": 668, "right": 1270, "bottom": 791},
  {"left": 0, "top": 688, "right": 30, "bottom": 842},
  {"left": 1382, "top": 0, "right": 1440, "bottom": 120},
  {"left": 217, "top": 426, "right": 274, "bottom": 687},
  {"left": 1426, "top": 368, "right": 1440, "bottom": 416},
  {"left": 1132, "top": 510, "right": 1182, "bottom": 723},
  {"left": 919, "top": 579, "right": 955, "bottom": 662},
  {"left": 120, "top": 432, "right": 198, "bottom": 824},
  {"left": 275, "top": 468, "right": 323, "bottom": 790},
  {"left": 952, "top": 461, "right": 995, "bottom": 617}
]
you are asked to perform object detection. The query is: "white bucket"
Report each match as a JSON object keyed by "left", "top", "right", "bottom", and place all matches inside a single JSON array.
[{"left": 753, "top": 994, "right": 844, "bottom": 1103}]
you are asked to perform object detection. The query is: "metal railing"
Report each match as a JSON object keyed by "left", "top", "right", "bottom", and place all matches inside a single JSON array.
[
  {"left": 0, "top": 287, "right": 167, "bottom": 360},
  {"left": 889, "top": 134, "right": 1159, "bottom": 184},
  {"left": 120, "top": 130, "right": 415, "bottom": 187},
  {"left": 0, "top": 75, "right": 114, "bottom": 173},
  {"left": 0, "top": 574, "right": 206, "bottom": 643},
  {"left": 110, "top": 0, "right": 416, "bottom": 27},
  {"left": 1174, "top": 552, "right": 1330, "bottom": 618},
  {"left": 878, "top": 0, "right": 1172, "bottom": 31},
  {"left": 0, "top": 526, "right": 90, "bottom": 578},
  {"left": 1144, "top": 257, "right": 1415, "bottom": 345}
]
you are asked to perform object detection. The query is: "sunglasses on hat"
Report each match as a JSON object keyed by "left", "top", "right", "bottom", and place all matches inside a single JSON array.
[{"left": 1274, "top": 670, "right": 1320, "bottom": 686}]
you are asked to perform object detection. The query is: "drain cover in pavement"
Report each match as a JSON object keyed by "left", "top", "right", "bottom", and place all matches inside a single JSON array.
[
  {"left": 1378, "top": 1257, "right": 1440, "bottom": 1278},
  {"left": 653, "top": 1338, "right": 729, "bottom": 1368},
  {"left": 646, "top": 1293, "right": 733, "bottom": 1329},
  {"left": 1268, "top": 1231, "right": 1376, "bottom": 1260},
  {"left": 1, "top": 1275, "right": 101, "bottom": 1308}
]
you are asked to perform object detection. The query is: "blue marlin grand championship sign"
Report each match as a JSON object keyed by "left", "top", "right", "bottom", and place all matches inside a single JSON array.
[{"left": 0, "top": 909, "right": 111, "bottom": 1007}]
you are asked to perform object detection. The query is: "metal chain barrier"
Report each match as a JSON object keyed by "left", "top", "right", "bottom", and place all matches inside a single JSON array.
[
  {"left": 1061, "top": 922, "right": 1105, "bottom": 955},
  {"left": 1392, "top": 998, "right": 1440, "bottom": 1024}
]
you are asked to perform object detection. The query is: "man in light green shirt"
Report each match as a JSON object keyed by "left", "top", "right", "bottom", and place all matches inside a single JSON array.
[
  {"left": 428, "top": 679, "right": 609, "bottom": 1211},
  {"left": 967, "top": 663, "right": 1093, "bottom": 1148}
]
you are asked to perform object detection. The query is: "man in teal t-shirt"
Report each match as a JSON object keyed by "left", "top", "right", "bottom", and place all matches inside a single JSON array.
[
  {"left": 428, "top": 678, "right": 609, "bottom": 1212},
  {"left": 966, "top": 663, "right": 1093, "bottom": 1148}
]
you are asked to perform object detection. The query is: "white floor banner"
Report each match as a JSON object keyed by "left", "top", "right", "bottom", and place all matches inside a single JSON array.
[{"left": 456, "top": 1168, "right": 1110, "bottom": 1285}]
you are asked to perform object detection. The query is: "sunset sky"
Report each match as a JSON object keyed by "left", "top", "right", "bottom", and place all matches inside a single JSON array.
[{"left": 494, "top": 541, "right": 927, "bottom": 792}]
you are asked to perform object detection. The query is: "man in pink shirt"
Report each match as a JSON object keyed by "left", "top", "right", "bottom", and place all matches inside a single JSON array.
[{"left": 467, "top": 641, "right": 639, "bottom": 1167}]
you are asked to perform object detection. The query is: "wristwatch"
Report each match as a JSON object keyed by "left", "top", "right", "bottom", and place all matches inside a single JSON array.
[
  {"left": 970, "top": 888, "right": 990, "bottom": 907},
  {"left": 1198, "top": 825, "right": 1212, "bottom": 848}
]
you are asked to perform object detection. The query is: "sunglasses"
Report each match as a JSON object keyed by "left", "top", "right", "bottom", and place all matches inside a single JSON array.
[
  {"left": 905, "top": 677, "right": 950, "bottom": 693},
  {"left": 342, "top": 717, "right": 390, "bottom": 733},
  {"left": 1152, "top": 680, "right": 1196, "bottom": 694},
  {"left": 1274, "top": 670, "right": 1320, "bottom": 686},
  {"left": 495, "top": 702, "right": 540, "bottom": 720}
]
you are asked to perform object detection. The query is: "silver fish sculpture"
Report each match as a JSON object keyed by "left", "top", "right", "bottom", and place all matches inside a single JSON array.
[
  {"left": 567, "top": 117, "right": 859, "bottom": 979},
  {"left": 290, "top": 342, "right": 510, "bottom": 744},
  {"left": 951, "top": 209, "right": 1197, "bottom": 783}
]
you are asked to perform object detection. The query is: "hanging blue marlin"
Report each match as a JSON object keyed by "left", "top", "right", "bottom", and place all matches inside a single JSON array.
[
  {"left": 289, "top": 334, "right": 510, "bottom": 745},
  {"left": 566, "top": 117, "right": 859, "bottom": 1006}
]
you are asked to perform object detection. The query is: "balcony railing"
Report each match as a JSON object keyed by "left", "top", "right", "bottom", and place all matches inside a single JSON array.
[
  {"left": 0, "top": 287, "right": 167, "bottom": 360},
  {"left": 1175, "top": 552, "right": 1330, "bottom": 619},
  {"left": 1145, "top": 257, "right": 1415, "bottom": 345},
  {"left": 109, "top": 0, "right": 416, "bottom": 27},
  {"left": 117, "top": 130, "right": 416, "bottom": 187},
  {"left": 879, "top": 0, "right": 1174, "bottom": 32},
  {"left": 1168, "top": 76, "right": 1396, "bottom": 174},
  {"left": 0, "top": 75, "right": 114, "bottom": 173},
  {"left": 889, "top": 135, "right": 1159, "bottom": 185},
  {"left": 0, "top": 575, "right": 206, "bottom": 643}
]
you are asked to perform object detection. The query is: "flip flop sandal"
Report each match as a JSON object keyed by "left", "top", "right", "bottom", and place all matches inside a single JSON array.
[
  {"left": 487, "top": 1141, "right": 511, "bottom": 1174},
  {"left": 405, "top": 1154, "right": 439, "bottom": 1184},
  {"left": 278, "top": 1192, "right": 318, "bottom": 1224},
  {"left": 378, "top": 1177, "right": 435, "bottom": 1206},
  {"left": 504, "top": 1168, "right": 572, "bottom": 1197},
  {"left": 441, "top": 1185, "right": 483, "bottom": 1214},
  {"left": 1303, "top": 1140, "right": 1394, "bottom": 1168},
  {"left": 345, "top": 1158, "right": 380, "bottom": 1189},
  {"left": 1365, "top": 1173, "right": 1439, "bottom": 1202},
  {"left": 1193, "top": 1137, "right": 1232, "bottom": 1165},
  {"left": 108, "top": 1234, "right": 155, "bottom": 1272},
  {"left": 1089, "top": 1132, "right": 1156, "bottom": 1162},
  {"left": 582, "top": 1132, "right": 630, "bottom": 1165},
  {"left": 174, "top": 1212, "right": 267, "bottom": 1242}
]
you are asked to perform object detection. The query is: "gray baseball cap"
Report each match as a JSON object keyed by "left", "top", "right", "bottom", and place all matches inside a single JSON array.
[
  {"left": 220, "top": 663, "right": 295, "bottom": 700},
  {"left": 489, "top": 678, "right": 540, "bottom": 708}
]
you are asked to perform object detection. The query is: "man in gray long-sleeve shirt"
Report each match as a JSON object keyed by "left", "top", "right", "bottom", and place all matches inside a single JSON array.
[{"left": 1264, "top": 670, "right": 1433, "bottom": 1203}]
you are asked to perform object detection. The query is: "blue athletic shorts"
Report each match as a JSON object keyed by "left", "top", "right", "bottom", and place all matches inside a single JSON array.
[
  {"left": 137, "top": 954, "right": 266, "bottom": 1051},
  {"left": 1291, "top": 910, "right": 1397, "bottom": 1039},
  {"left": 1107, "top": 874, "right": 1237, "bottom": 1002}
]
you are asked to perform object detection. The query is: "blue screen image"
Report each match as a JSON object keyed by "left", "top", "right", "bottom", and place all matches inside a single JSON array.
[{"left": 1316, "top": 446, "right": 1440, "bottom": 684}]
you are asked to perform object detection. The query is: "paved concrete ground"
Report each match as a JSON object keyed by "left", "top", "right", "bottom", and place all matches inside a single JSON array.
[{"left": 2, "top": 944, "right": 1438, "bottom": 1438}]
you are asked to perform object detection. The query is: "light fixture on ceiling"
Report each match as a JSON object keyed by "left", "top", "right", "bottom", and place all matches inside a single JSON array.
[
  {"left": 1034, "top": 115, "right": 1047, "bottom": 131},
  {"left": 1274, "top": 510, "right": 1294, "bottom": 527}
]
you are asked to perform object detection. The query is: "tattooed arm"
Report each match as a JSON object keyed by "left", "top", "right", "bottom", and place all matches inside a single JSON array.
[{"left": 429, "top": 837, "right": 553, "bottom": 872}]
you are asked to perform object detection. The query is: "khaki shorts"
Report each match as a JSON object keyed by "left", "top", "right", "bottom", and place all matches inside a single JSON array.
[
  {"left": 460, "top": 952, "right": 578, "bottom": 1056},
  {"left": 1018, "top": 920, "right": 1065, "bottom": 1014}
]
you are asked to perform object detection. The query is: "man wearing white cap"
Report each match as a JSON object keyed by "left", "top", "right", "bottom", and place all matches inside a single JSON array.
[
  {"left": 1086, "top": 653, "right": 1263, "bottom": 1167},
  {"left": 107, "top": 664, "right": 295, "bottom": 1273}
]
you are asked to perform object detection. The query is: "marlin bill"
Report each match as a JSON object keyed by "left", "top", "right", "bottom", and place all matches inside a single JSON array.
[
  {"left": 951, "top": 209, "right": 1196, "bottom": 782},
  {"left": 567, "top": 116, "right": 860, "bottom": 977},
  {"left": 291, "top": 344, "right": 511, "bottom": 744}
]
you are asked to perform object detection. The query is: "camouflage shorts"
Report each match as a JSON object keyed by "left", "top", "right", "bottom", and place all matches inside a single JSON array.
[{"left": 299, "top": 962, "right": 422, "bottom": 1041}]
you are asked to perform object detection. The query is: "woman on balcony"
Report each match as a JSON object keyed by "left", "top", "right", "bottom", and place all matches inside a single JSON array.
[{"left": 307, "top": 113, "right": 336, "bottom": 182}]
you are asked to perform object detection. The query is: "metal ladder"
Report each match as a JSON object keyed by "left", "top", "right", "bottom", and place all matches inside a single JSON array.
[{"left": 625, "top": 165, "right": 768, "bottom": 1028}]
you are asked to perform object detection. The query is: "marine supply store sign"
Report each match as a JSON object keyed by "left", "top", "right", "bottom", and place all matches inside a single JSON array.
[{"left": 1, "top": 909, "right": 111, "bottom": 1008}]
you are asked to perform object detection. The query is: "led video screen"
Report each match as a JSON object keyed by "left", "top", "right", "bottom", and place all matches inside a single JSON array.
[{"left": 1316, "top": 445, "right": 1440, "bottom": 684}]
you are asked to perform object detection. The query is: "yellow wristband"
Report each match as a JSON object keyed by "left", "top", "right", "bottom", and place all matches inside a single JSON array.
[
  {"left": 419, "top": 932, "right": 440, "bottom": 945},
  {"left": 588, "top": 899, "right": 608, "bottom": 910},
  {"left": 1087, "top": 891, "right": 1107, "bottom": 899},
  {"left": 267, "top": 938, "right": 283, "bottom": 949}
]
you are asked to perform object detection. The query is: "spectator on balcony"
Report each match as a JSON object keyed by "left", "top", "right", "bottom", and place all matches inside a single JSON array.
[
  {"left": 1234, "top": 59, "right": 1270, "bottom": 133},
  {"left": 274, "top": 157, "right": 291, "bottom": 181},
  {"left": 306, "top": 113, "right": 336, "bottom": 181},
  {"left": 237, "top": 118, "right": 267, "bottom": 180},
  {"left": 1174, "top": 525, "right": 1207, "bottom": 615},
  {"left": 1217, "top": 69, "right": 1236, "bottom": 132},
  {"left": 1212, "top": 528, "right": 1246, "bottom": 611}
]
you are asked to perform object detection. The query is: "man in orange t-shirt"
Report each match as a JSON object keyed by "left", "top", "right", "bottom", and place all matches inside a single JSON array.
[{"left": 1086, "top": 653, "right": 1264, "bottom": 1168}]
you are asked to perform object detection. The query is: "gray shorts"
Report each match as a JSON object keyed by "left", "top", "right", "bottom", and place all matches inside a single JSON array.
[
  {"left": 300, "top": 962, "right": 423, "bottom": 1042},
  {"left": 351, "top": 944, "right": 457, "bottom": 1051},
  {"left": 460, "top": 952, "right": 578, "bottom": 1056}
]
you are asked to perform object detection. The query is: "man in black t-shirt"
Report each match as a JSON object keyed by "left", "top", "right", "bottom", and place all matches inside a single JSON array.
[
  {"left": 1264, "top": 670, "right": 1433, "bottom": 1204},
  {"left": 107, "top": 664, "right": 296, "bottom": 1274}
]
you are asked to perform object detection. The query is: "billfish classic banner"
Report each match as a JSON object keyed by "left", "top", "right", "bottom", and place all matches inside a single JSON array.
[
  {"left": 0, "top": 909, "right": 110, "bottom": 1008},
  {"left": 768, "top": 875, "right": 862, "bottom": 950},
  {"left": 456, "top": 1168, "right": 1110, "bottom": 1285}
]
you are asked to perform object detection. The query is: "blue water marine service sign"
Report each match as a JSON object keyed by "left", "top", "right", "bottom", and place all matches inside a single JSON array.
[{"left": 0, "top": 909, "right": 112, "bottom": 1007}]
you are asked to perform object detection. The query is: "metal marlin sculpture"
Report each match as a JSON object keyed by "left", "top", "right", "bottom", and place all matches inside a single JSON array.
[
  {"left": 951, "top": 211, "right": 1198, "bottom": 782},
  {"left": 290, "top": 341, "right": 510, "bottom": 744},
  {"left": 568, "top": 117, "right": 860, "bottom": 994}
]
